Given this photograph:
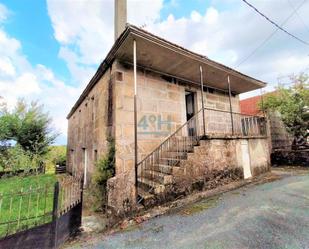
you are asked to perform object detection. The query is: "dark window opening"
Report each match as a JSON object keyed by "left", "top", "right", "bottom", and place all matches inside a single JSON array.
[{"left": 116, "top": 71, "right": 123, "bottom": 81}]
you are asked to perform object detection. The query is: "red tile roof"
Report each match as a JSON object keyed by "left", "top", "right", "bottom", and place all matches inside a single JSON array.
[{"left": 240, "top": 95, "right": 262, "bottom": 115}]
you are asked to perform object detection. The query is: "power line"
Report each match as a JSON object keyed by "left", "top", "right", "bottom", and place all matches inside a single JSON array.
[
  {"left": 287, "top": 0, "right": 309, "bottom": 34},
  {"left": 241, "top": 0, "right": 309, "bottom": 46},
  {"left": 236, "top": 0, "right": 307, "bottom": 67}
]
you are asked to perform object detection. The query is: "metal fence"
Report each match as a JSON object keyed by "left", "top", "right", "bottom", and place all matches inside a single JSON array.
[
  {"left": 0, "top": 184, "right": 54, "bottom": 238},
  {"left": 0, "top": 175, "right": 83, "bottom": 248}
]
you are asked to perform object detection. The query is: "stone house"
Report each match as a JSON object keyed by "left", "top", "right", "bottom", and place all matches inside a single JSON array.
[{"left": 66, "top": 1, "right": 270, "bottom": 213}]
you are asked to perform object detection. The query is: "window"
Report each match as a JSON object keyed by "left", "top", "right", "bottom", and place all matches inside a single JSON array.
[
  {"left": 94, "top": 149, "right": 98, "bottom": 162},
  {"left": 116, "top": 71, "right": 124, "bottom": 81}
]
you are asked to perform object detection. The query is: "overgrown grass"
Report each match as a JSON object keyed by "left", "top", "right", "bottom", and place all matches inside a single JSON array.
[{"left": 0, "top": 174, "right": 57, "bottom": 237}]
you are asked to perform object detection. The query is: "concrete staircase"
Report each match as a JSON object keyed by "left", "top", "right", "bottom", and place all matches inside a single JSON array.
[{"left": 137, "top": 138, "right": 200, "bottom": 206}]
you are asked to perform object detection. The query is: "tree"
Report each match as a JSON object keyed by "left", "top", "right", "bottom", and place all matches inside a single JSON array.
[
  {"left": 0, "top": 99, "right": 58, "bottom": 159},
  {"left": 261, "top": 72, "right": 309, "bottom": 148}
]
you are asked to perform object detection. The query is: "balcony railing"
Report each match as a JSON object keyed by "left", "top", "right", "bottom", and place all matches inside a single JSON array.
[{"left": 204, "top": 107, "right": 267, "bottom": 137}]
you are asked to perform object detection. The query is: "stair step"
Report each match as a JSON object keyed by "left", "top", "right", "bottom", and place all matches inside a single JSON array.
[
  {"left": 149, "top": 164, "right": 173, "bottom": 174},
  {"left": 159, "top": 158, "right": 182, "bottom": 166},
  {"left": 143, "top": 170, "right": 173, "bottom": 185},
  {"left": 163, "top": 151, "right": 187, "bottom": 159},
  {"left": 137, "top": 177, "right": 165, "bottom": 194},
  {"left": 137, "top": 187, "right": 156, "bottom": 207}
]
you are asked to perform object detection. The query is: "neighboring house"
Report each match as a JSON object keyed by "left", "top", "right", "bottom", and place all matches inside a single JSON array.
[
  {"left": 66, "top": 1, "right": 271, "bottom": 213},
  {"left": 240, "top": 94, "right": 293, "bottom": 151}
]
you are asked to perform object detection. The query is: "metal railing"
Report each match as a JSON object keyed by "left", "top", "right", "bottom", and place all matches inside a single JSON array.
[
  {"left": 0, "top": 184, "right": 54, "bottom": 238},
  {"left": 137, "top": 109, "right": 205, "bottom": 196},
  {"left": 137, "top": 107, "right": 267, "bottom": 201},
  {"left": 204, "top": 107, "right": 267, "bottom": 137}
]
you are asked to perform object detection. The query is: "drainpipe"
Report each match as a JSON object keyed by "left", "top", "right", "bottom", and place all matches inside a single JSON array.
[
  {"left": 199, "top": 66, "right": 206, "bottom": 137},
  {"left": 227, "top": 75, "right": 234, "bottom": 135},
  {"left": 133, "top": 39, "right": 138, "bottom": 187}
]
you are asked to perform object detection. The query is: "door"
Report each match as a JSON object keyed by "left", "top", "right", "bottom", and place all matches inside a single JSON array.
[
  {"left": 185, "top": 91, "right": 196, "bottom": 136},
  {"left": 241, "top": 140, "right": 252, "bottom": 179}
]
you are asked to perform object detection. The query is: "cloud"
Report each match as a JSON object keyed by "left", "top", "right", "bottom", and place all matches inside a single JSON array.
[
  {"left": 0, "top": 3, "right": 9, "bottom": 22},
  {"left": 44, "top": 0, "right": 309, "bottom": 138},
  {"left": 0, "top": 6, "right": 82, "bottom": 144},
  {"left": 145, "top": 0, "right": 309, "bottom": 95}
]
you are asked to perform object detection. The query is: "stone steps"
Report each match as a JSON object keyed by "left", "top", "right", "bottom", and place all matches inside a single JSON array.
[
  {"left": 137, "top": 177, "right": 165, "bottom": 194},
  {"left": 159, "top": 157, "right": 183, "bottom": 166},
  {"left": 143, "top": 169, "right": 173, "bottom": 185},
  {"left": 137, "top": 136, "right": 204, "bottom": 204},
  {"left": 162, "top": 151, "right": 188, "bottom": 159},
  {"left": 137, "top": 187, "right": 155, "bottom": 207}
]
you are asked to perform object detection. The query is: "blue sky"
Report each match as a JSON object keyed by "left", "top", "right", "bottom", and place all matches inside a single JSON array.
[{"left": 0, "top": 0, "right": 308, "bottom": 145}]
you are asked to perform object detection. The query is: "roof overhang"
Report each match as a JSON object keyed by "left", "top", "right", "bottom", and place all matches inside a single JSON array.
[
  {"left": 115, "top": 25, "right": 266, "bottom": 94},
  {"left": 67, "top": 25, "right": 266, "bottom": 118}
]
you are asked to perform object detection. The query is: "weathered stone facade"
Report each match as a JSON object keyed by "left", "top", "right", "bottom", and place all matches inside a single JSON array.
[
  {"left": 67, "top": 64, "right": 115, "bottom": 185},
  {"left": 67, "top": 58, "right": 270, "bottom": 213},
  {"left": 173, "top": 138, "right": 270, "bottom": 189},
  {"left": 267, "top": 111, "right": 293, "bottom": 150}
]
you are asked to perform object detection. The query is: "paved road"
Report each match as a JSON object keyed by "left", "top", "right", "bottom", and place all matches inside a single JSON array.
[{"left": 70, "top": 170, "right": 309, "bottom": 249}]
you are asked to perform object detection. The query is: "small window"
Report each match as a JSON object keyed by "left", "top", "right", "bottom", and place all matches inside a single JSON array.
[
  {"left": 94, "top": 150, "right": 98, "bottom": 162},
  {"left": 116, "top": 71, "right": 123, "bottom": 81}
]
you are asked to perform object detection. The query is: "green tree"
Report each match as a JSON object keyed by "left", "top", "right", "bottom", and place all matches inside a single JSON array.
[
  {"left": 261, "top": 73, "right": 309, "bottom": 146},
  {"left": 0, "top": 99, "right": 58, "bottom": 157}
]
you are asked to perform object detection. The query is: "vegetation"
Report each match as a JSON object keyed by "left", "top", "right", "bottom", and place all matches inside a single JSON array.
[
  {"left": 0, "top": 99, "right": 58, "bottom": 172},
  {"left": 260, "top": 73, "right": 309, "bottom": 146},
  {"left": 45, "top": 145, "right": 67, "bottom": 173},
  {"left": 87, "top": 137, "right": 115, "bottom": 212},
  {"left": 0, "top": 174, "right": 57, "bottom": 237}
]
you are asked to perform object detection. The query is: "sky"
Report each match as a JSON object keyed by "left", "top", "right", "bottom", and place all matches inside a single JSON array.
[{"left": 0, "top": 0, "right": 308, "bottom": 145}]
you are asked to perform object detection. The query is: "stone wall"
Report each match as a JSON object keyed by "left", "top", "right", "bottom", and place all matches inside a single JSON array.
[
  {"left": 173, "top": 138, "right": 270, "bottom": 190},
  {"left": 268, "top": 111, "right": 293, "bottom": 151},
  {"left": 67, "top": 65, "right": 114, "bottom": 185},
  {"left": 113, "top": 62, "right": 240, "bottom": 175},
  {"left": 107, "top": 61, "right": 241, "bottom": 213}
]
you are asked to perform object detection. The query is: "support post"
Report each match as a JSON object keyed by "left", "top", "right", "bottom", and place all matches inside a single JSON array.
[
  {"left": 133, "top": 40, "right": 138, "bottom": 187},
  {"left": 199, "top": 66, "right": 206, "bottom": 137},
  {"left": 52, "top": 182, "right": 59, "bottom": 249},
  {"left": 227, "top": 75, "right": 234, "bottom": 135}
]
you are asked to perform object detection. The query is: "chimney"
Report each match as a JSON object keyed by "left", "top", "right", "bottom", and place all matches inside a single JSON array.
[{"left": 114, "top": 0, "right": 127, "bottom": 41}]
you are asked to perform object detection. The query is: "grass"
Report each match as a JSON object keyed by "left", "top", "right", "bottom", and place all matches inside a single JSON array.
[{"left": 0, "top": 174, "right": 57, "bottom": 237}]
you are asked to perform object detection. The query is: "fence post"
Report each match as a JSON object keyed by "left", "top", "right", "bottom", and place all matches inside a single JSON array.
[{"left": 52, "top": 182, "right": 59, "bottom": 249}]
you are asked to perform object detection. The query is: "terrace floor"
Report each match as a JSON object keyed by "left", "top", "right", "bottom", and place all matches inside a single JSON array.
[{"left": 66, "top": 168, "right": 309, "bottom": 249}]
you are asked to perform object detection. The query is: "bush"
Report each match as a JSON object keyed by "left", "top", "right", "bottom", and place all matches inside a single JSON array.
[
  {"left": 0, "top": 144, "right": 37, "bottom": 172},
  {"left": 88, "top": 138, "right": 115, "bottom": 212},
  {"left": 45, "top": 146, "right": 66, "bottom": 174}
]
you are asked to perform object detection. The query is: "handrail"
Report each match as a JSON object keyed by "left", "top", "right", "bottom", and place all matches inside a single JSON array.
[
  {"left": 204, "top": 107, "right": 265, "bottom": 118},
  {"left": 136, "top": 106, "right": 267, "bottom": 202},
  {"left": 137, "top": 108, "right": 204, "bottom": 166}
]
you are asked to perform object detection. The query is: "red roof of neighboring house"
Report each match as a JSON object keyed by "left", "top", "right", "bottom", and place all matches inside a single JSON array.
[{"left": 240, "top": 95, "right": 262, "bottom": 116}]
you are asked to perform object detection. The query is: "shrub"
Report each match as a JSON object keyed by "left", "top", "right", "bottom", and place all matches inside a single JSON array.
[
  {"left": 0, "top": 144, "right": 36, "bottom": 172},
  {"left": 88, "top": 138, "right": 115, "bottom": 212}
]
